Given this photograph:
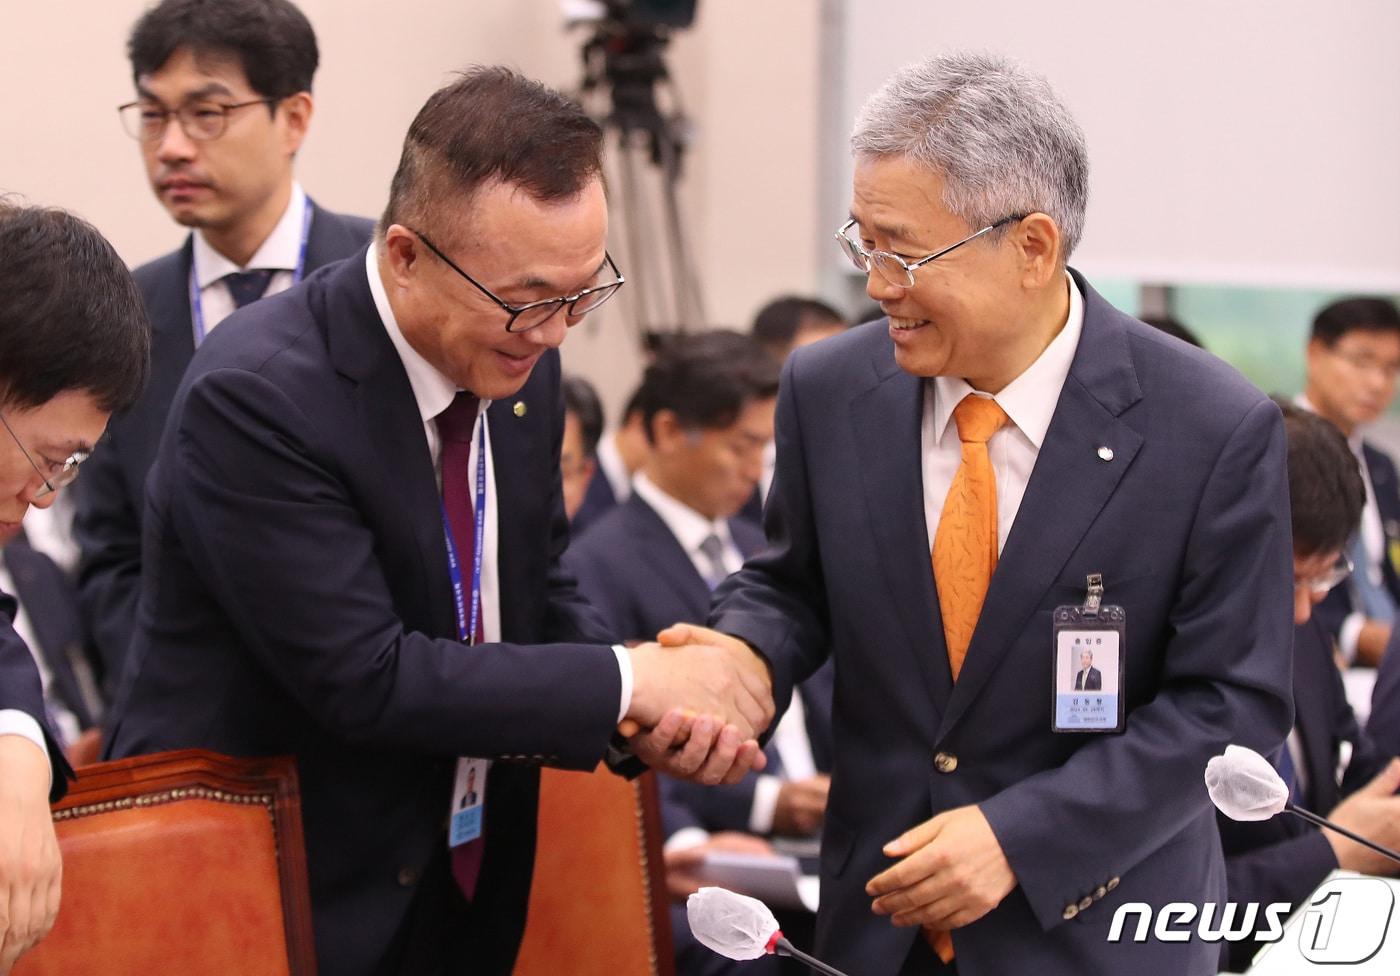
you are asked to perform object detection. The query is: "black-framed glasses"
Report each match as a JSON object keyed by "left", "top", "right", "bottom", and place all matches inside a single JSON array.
[
  {"left": 117, "top": 98, "right": 278, "bottom": 143},
  {"left": 0, "top": 411, "right": 89, "bottom": 500},
  {"left": 836, "top": 214, "right": 1027, "bottom": 289},
  {"left": 411, "top": 229, "right": 625, "bottom": 333}
]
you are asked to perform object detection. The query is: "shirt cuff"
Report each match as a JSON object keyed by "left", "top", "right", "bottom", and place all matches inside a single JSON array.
[
  {"left": 0, "top": 710, "right": 52, "bottom": 789},
  {"left": 665, "top": 826, "right": 712, "bottom": 855},
  {"left": 612, "top": 644, "right": 633, "bottom": 725},
  {"left": 749, "top": 773, "right": 782, "bottom": 834},
  {"left": 1339, "top": 613, "right": 1365, "bottom": 663}
]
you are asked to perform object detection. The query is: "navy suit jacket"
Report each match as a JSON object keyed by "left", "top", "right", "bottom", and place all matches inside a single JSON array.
[
  {"left": 0, "top": 599, "right": 70, "bottom": 802},
  {"left": 1367, "top": 615, "right": 1400, "bottom": 755},
  {"left": 74, "top": 202, "right": 373, "bottom": 692},
  {"left": 105, "top": 248, "right": 620, "bottom": 976},
  {"left": 709, "top": 273, "right": 1295, "bottom": 975},
  {"left": 1218, "top": 615, "right": 1391, "bottom": 971},
  {"left": 1315, "top": 444, "right": 1400, "bottom": 640},
  {"left": 566, "top": 492, "right": 833, "bottom": 834},
  {"left": 570, "top": 463, "right": 618, "bottom": 535}
]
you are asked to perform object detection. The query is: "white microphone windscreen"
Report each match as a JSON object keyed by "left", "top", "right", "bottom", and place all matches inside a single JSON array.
[
  {"left": 687, "top": 887, "right": 781, "bottom": 961},
  {"left": 1205, "top": 744, "right": 1289, "bottom": 821}
]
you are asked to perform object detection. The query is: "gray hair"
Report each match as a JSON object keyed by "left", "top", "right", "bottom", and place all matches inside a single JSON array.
[{"left": 851, "top": 52, "right": 1089, "bottom": 260}]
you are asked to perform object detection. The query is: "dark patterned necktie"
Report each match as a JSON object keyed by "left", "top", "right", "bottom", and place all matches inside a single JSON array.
[{"left": 222, "top": 269, "right": 276, "bottom": 309}]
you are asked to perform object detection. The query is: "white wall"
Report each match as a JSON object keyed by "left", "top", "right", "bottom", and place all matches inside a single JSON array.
[{"left": 0, "top": 0, "right": 827, "bottom": 420}]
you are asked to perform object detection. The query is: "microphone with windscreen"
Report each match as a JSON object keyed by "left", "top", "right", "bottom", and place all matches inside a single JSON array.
[
  {"left": 1205, "top": 744, "right": 1400, "bottom": 865},
  {"left": 687, "top": 887, "right": 851, "bottom": 976}
]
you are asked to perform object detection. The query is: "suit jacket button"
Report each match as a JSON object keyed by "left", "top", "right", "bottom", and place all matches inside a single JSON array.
[
  {"left": 1094, "top": 886, "right": 1107, "bottom": 900},
  {"left": 1078, "top": 896, "right": 1093, "bottom": 911},
  {"left": 1106, "top": 876, "right": 1120, "bottom": 892},
  {"left": 1062, "top": 903, "right": 1079, "bottom": 920},
  {"left": 397, "top": 867, "right": 420, "bottom": 887},
  {"left": 933, "top": 752, "right": 958, "bottom": 773}
]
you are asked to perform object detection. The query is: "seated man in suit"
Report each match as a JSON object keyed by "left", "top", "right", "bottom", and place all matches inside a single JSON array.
[
  {"left": 567, "top": 330, "right": 828, "bottom": 976},
  {"left": 1301, "top": 297, "right": 1400, "bottom": 669},
  {"left": 0, "top": 202, "right": 149, "bottom": 971},
  {"left": 75, "top": 0, "right": 374, "bottom": 693},
  {"left": 104, "top": 68, "right": 772, "bottom": 976},
  {"left": 664, "top": 53, "right": 1294, "bottom": 974},
  {"left": 561, "top": 374, "right": 604, "bottom": 522},
  {"left": 1217, "top": 401, "right": 1400, "bottom": 971},
  {"left": 573, "top": 384, "right": 649, "bottom": 533}
]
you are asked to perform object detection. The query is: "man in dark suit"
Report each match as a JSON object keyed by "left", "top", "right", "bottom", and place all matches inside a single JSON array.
[
  {"left": 104, "top": 68, "right": 772, "bottom": 976},
  {"left": 1072, "top": 649, "right": 1101, "bottom": 691},
  {"left": 572, "top": 386, "right": 649, "bottom": 534},
  {"left": 1217, "top": 401, "right": 1400, "bottom": 971},
  {"left": 567, "top": 331, "right": 828, "bottom": 976},
  {"left": 74, "top": 0, "right": 374, "bottom": 691},
  {"left": 0, "top": 203, "right": 149, "bottom": 971},
  {"left": 561, "top": 374, "right": 604, "bottom": 522},
  {"left": 666, "top": 53, "right": 1294, "bottom": 974},
  {"left": 1302, "top": 297, "right": 1400, "bottom": 668}
]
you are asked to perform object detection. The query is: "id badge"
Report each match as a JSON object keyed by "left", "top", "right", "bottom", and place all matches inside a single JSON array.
[
  {"left": 1051, "top": 574, "right": 1126, "bottom": 734},
  {"left": 449, "top": 757, "right": 489, "bottom": 847}
]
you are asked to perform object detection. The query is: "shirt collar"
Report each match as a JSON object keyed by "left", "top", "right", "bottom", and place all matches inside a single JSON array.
[
  {"left": 632, "top": 472, "right": 733, "bottom": 556},
  {"left": 931, "top": 272, "right": 1084, "bottom": 449},
  {"left": 365, "top": 246, "right": 474, "bottom": 424},
  {"left": 192, "top": 182, "right": 308, "bottom": 288}
]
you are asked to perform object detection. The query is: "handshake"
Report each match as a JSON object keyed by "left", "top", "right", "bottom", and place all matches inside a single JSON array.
[{"left": 622, "top": 623, "right": 776, "bottom": 786}]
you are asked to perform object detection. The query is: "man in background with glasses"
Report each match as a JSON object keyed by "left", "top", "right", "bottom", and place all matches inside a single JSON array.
[
  {"left": 0, "top": 201, "right": 149, "bottom": 971},
  {"left": 105, "top": 67, "right": 773, "bottom": 976},
  {"left": 74, "top": 0, "right": 372, "bottom": 696},
  {"left": 1299, "top": 298, "right": 1400, "bottom": 673},
  {"left": 665, "top": 53, "right": 1294, "bottom": 973},
  {"left": 1216, "top": 400, "right": 1400, "bottom": 973}
]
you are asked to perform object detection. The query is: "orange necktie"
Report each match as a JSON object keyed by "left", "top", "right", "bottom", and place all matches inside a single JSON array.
[{"left": 933, "top": 393, "right": 1009, "bottom": 680}]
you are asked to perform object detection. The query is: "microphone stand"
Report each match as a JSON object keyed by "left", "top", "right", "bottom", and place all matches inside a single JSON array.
[
  {"left": 1287, "top": 802, "right": 1400, "bottom": 865},
  {"left": 773, "top": 936, "right": 851, "bottom": 976}
]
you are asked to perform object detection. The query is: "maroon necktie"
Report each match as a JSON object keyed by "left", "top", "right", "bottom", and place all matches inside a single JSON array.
[{"left": 436, "top": 392, "right": 486, "bottom": 898}]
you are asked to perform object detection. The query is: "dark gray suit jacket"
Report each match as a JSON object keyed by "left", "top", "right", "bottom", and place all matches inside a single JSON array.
[
  {"left": 73, "top": 202, "right": 373, "bottom": 692},
  {"left": 710, "top": 273, "right": 1295, "bottom": 975}
]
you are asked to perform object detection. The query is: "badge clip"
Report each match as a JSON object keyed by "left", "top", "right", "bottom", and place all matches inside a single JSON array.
[{"left": 1083, "top": 573, "right": 1104, "bottom": 616}]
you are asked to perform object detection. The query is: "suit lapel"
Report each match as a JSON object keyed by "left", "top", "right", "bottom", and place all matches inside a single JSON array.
[
  {"left": 627, "top": 496, "right": 712, "bottom": 617},
  {"left": 935, "top": 276, "right": 1144, "bottom": 737},
  {"left": 851, "top": 358, "right": 954, "bottom": 715}
]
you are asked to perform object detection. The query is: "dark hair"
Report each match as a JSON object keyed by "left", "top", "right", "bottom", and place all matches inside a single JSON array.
[
  {"left": 562, "top": 374, "right": 604, "bottom": 460},
  {"left": 751, "top": 295, "right": 846, "bottom": 357},
  {"left": 1273, "top": 398, "right": 1364, "bottom": 556},
  {"left": 128, "top": 0, "right": 319, "bottom": 102},
  {"left": 382, "top": 66, "right": 604, "bottom": 236},
  {"left": 1140, "top": 315, "right": 1204, "bottom": 349},
  {"left": 1311, "top": 297, "right": 1400, "bottom": 346},
  {"left": 0, "top": 202, "right": 150, "bottom": 413},
  {"left": 637, "top": 330, "right": 780, "bottom": 441}
]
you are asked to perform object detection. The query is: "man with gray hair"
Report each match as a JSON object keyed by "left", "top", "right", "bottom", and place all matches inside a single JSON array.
[{"left": 665, "top": 52, "right": 1292, "bottom": 973}]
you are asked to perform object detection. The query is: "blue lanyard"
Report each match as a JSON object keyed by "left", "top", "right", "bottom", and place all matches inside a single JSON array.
[
  {"left": 441, "top": 415, "right": 488, "bottom": 645},
  {"left": 188, "top": 196, "right": 314, "bottom": 346}
]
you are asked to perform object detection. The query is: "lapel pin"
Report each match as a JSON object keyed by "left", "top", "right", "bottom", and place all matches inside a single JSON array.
[
  {"left": 513, "top": 401, "right": 527, "bottom": 418},
  {"left": 1097, "top": 446, "right": 1114, "bottom": 462}
]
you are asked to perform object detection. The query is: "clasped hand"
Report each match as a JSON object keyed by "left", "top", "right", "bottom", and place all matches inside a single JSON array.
[{"left": 623, "top": 623, "right": 774, "bottom": 785}]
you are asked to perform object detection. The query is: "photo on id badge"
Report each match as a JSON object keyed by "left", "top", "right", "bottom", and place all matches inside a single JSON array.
[
  {"left": 1055, "top": 631, "right": 1121, "bottom": 731},
  {"left": 450, "top": 758, "right": 486, "bottom": 847}
]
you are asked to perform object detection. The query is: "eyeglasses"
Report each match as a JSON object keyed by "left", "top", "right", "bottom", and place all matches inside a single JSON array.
[
  {"left": 836, "top": 214, "right": 1026, "bottom": 289},
  {"left": 411, "top": 230, "right": 625, "bottom": 334},
  {"left": 117, "top": 98, "right": 277, "bottom": 143},
  {"left": 0, "top": 411, "right": 89, "bottom": 500},
  {"left": 1299, "top": 553, "right": 1353, "bottom": 596},
  {"left": 1327, "top": 348, "right": 1400, "bottom": 382}
]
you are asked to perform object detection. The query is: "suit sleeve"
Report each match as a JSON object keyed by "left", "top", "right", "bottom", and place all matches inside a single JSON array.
[
  {"left": 0, "top": 593, "right": 71, "bottom": 801},
  {"left": 72, "top": 425, "right": 141, "bottom": 689},
  {"left": 1219, "top": 815, "right": 1337, "bottom": 920},
  {"left": 165, "top": 366, "right": 622, "bottom": 767},
  {"left": 979, "top": 397, "right": 1295, "bottom": 931},
  {"left": 1368, "top": 625, "right": 1400, "bottom": 758}
]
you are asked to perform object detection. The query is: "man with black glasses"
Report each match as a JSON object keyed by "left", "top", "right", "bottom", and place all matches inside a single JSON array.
[
  {"left": 74, "top": 0, "right": 371, "bottom": 692},
  {"left": 106, "top": 68, "right": 773, "bottom": 976},
  {"left": 0, "top": 201, "right": 149, "bottom": 972}
]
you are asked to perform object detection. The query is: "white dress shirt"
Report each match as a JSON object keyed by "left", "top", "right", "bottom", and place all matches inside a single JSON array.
[
  {"left": 631, "top": 473, "right": 819, "bottom": 840},
  {"left": 192, "top": 183, "right": 308, "bottom": 335},
  {"left": 595, "top": 431, "right": 634, "bottom": 503},
  {"left": 922, "top": 275, "right": 1085, "bottom": 555},
  {"left": 366, "top": 248, "right": 630, "bottom": 720}
]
